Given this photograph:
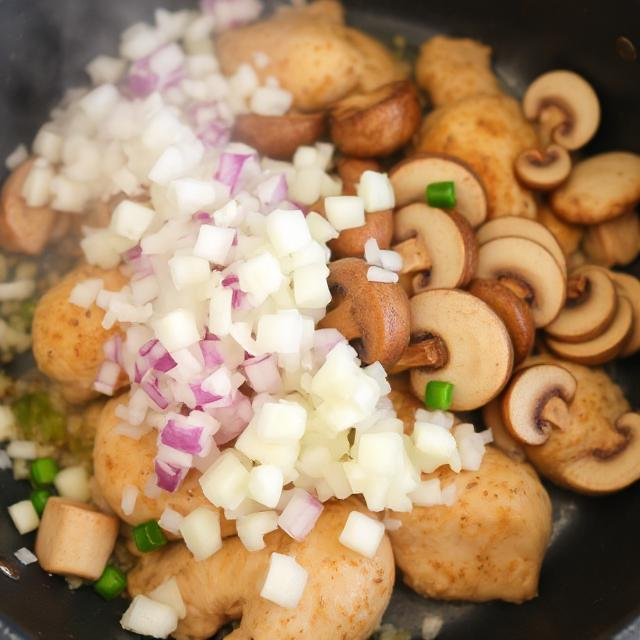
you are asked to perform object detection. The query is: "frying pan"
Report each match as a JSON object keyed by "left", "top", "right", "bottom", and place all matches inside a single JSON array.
[{"left": 0, "top": 1, "right": 638, "bottom": 638}]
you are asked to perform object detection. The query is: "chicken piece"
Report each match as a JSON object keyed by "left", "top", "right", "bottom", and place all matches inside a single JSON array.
[
  {"left": 415, "top": 94, "right": 538, "bottom": 219},
  {"left": 128, "top": 499, "right": 394, "bottom": 640},
  {"left": 0, "top": 159, "right": 59, "bottom": 255},
  {"left": 32, "top": 264, "right": 127, "bottom": 402},
  {"left": 216, "top": 1, "right": 406, "bottom": 112},
  {"left": 93, "top": 394, "right": 235, "bottom": 537},
  {"left": 389, "top": 447, "right": 551, "bottom": 603},
  {"left": 416, "top": 36, "right": 501, "bottom": 107}
]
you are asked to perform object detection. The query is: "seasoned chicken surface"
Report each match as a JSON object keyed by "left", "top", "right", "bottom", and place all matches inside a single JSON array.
[
  {"left": 129, "top": 499, "right": 394, "bottom": 640},
  {"left": 216, "top": 0, "right": 406, "bottom": 112},
  {"left": 416, "top": 94, "right": 538, "bottom": 219},
  {"left": 416, "top": 36, "right": 501, "bottom": 107},
  {"left": 93, "top": 394, "right": 235, "bottom": 536},
  {"left": 389, "top": 447, "right": 551, "bottom": 603},
  {"left": 32, "top": 264, "right": 128, "bottom": 402}
]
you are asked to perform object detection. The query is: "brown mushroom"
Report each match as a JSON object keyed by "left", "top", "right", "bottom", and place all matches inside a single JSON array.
[
  {"left": 476, "top": 236, "right": 567, "bottom": 327},
  {"left": 522, "top": 70, "right": 600, "bottom": 150},
  {"left": 481, "top": 399, "right": 526, "bottom": 462},
  {"left": 389, "top": 153, "right": 488, "bottom": 227},
  {"left": 514, "top": 144, "right": 571, "bottom": 191},
  {"left": 394, "top": 203, "right": 478, "bottom": 293},
  {"left": 521, "top": 357, "right": 640, "bottom": 495},
  {"left": 0, "top": 159, "right": 59, "bottom": 255},
  {"left": 408, "top": 289, "right": 514, "bottom": 411},
  {"left": 233, "top": 112, "right": 326, "bottom": 160},
  {"left": 329, "top": 80, "right": 422, "bottom": 158},
  {"left": 582, "top": 211, "right": 640, "bottom": 267},
  {"left": 550, "top": 152, "right": 640, "bottom": 224},
  {"left": 476, "top": 216, "right": 566, "bottom": 275},
  {"left": 536, "top": 205, "right": 583, "bottom": 256},
  {"left": 327, "top": 158, "right": 393, "bottom": 258},
  {"left": 468, "top": 279, "right": 535, "bottom": 365},
  {"left": 610, "top": 271, "right": 640, "bottom": 357},
  {"left": 544, "top": 265, "right": 617, "bottom": 343},
  {"left": 318, "top": 258, "right": 410, "bottom": 367},
  {"left": 545, "top": 295, "right": 633, "bottom": 365},
  {"left": 501, "top": 363, "right": 577, "bottom": 446}
]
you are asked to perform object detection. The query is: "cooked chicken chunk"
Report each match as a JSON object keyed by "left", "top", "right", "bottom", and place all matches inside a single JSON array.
[
  {"left": 93, "top": 394, "right": 235, "bottom": 537},
  {"left": 128, "top": 499, "right": 394, "bottom": 640},
  {"left": 416, "top": 36, "right": 501, "bottom": 107},
  {"left": 416, "top": 94, "right": 538, "bottom": 219},
  {"left": 216, "top": 0, "right": 406, "bottom": 112},
  {"left": 389, "top": 447, "right": 551, "bottom": 603},
  {"left": 32, "top": 264, "right": 128, "bottom": 402}
]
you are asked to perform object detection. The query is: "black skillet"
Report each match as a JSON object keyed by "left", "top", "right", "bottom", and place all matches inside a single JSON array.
[{"left": 0, "top": 1, "right": 639, "bottom": 638}]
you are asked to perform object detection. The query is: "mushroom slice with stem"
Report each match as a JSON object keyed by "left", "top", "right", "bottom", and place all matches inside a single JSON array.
[
  {"left": 544, "top": 265, "right": 617, "bottom": 343},
  {"left": 545, "top": 295, "right": 633, "bottom": 365},
  {"left": 550, "top": 152, "right": 640, "bottom": 224},
  {"left": 610, "top": 271, "right": 640, "bottom": 357},
  {"left": 475, "top": 236, "right": 567, "bottom": 327},
  {"left": 514, "top": 144, "right": 572, "bottom": 191},
  {"left": 408, "top": 289, "right": 514, "bottom": 411},
  {"left": 318, "top": 258, "right": 410, "bottom": 367},
  {"left": 468, "top": 279, "right": 535, "bottom": 365},
  {"left": 476, "top": 216, "right": 566, "bottom": 275},
  {"left": 233, "top": 112, "right": 326, "bottom": 160},
  {"left": 522, "top": 70, "right": 600, "bottom": 150},
  {"left": 389, "top": 153, "right": 488, "bottom": 227},
  {"left": 394, "top": 203, "right": 478, "bottom": 293},
  {"left": 582, "top": 211, "right": 640, "bottom": 268},
  {"left": 501, "top": 364, "right": 577, "bottom": 446},
  {"left": 329, "top": 80, "right": 421, "bottom": 158}
]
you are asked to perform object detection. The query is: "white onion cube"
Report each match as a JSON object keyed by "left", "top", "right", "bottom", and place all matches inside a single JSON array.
[
  {"left": 256, "top": 310, "right": 303, "bottom": 354},
  {"left": 169, "top": 255, "right": 211, "bottom": 290},
  {"left": 255, "top": 401, "right": 307, "bottom": 443},
  {"left": 410, "top": 478, "right": 442, "bottom": 507},
  {"left": 154, "top": 308, "right": 201, "bottom": 352},
  {"left": 238, "top": 252, "right": 283, "bottom": 303},
  {"left": 110, "top": 200, "right": 155, "bottom": 242},
  {"left": 412, "top": 422, "right": 459, "bottom": 473},
  {"left": 69, "top": 278, "right": 103, "bottom": 309},
  {"left": 120, "top": 595, "right": 178, "bottom": 639},
  {"left": 208, "top": 287, "right": 233, "bottom": 337},
  {"left": 356, "top": 171, "right": 395, "bottom": 212},
  {"left": 248, "top": 465, "right": 283, "bottom": 508},
  {"left": 324, "top": 196, "right": 365, "bottom": 231},
  {"left": 179, "top": 506, "right": 222, "bottom": 561},
  {"left": 199, "top": 452, "right": 249, "bottom": 510},
  {"left": 260, "top": 553, "right": 308, "bottom": 609},
  {"left": 237, "top": 510, "right": 278, "bottom": 551},
  {"left": 193, "top": 225, "right": 235, "bottom": 264},
  {"left": 266, "top": 209, "right": 311, "bottom": 256},
  {"left": 358, "top": 432, "right": 404, "bottom": 477},
  {"left": 339, "top": 510, "right": 385, "bottom": 559},
  {"left": 54, "top": 466, "right": 91, "bottom": 502},
  {"left": 293, "top": 263, "right": 331, "bottom": 309},
  {"left": 148, "top": 577, "right": 187, "bottom": 619},
  {"left": 8, "top": 500, "right": 39, "bottom": 534},
  {"left": 305, "top": 211, "right": 338, "bottom": 244}
]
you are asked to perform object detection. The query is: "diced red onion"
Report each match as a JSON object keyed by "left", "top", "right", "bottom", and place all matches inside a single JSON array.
[
  {"left": 136, "top": 339, "right": 177, "bottom": 382},
  {"left": 211, "top": 393, "right": 253, "bottom": 444},
  {"left": 155, "top": 459, "right": 188, "bottom": 493},
  {"left": 200, "top": 339, "right": 224, "bottom": 368},
  {"left": 161, "top": 419, "right": 207, "bottom": 455},
  {"left": 215, "top": 152, "right": 252, "bottom": 194},
  {"left": 93, "top": 361, "right": 121, "bottom": 396},
  {"left": 200, "top": 0, "right": 262, "bottom": 30},
  {"left": 190, "top": 383, "right": 222, "bottom": 406},
  {"left": 313, "top": 328, "right": 346, "bottom": 360},
  {"left": 243, "top": 354, "right": 282, "bottom": 394},
  {"left": 158, "top": 507, "right": 184, "bottom": 534},
  {"left": 125, "top": 46, "right": 185, "bottom": 99},
  {"left": 277, "top": 490, "right": 323, "bottom": 541},
  {"left": 142, "top": 376, "right": 169, "bottom": 410},
  {"left": 256, "top": 174, "right": 288, "bottom": 209},
  {"left": 143, "top": 474, "right": 162, "bottom": 499},
  {"left": 193, "top": 211, "right": 213, "bottom": 224},
  {"left": 103, "top": 334, "right": 123, "bottom": 364}
]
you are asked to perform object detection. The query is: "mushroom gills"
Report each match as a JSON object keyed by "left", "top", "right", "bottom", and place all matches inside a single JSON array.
[{"left": 514, "top": 144, "right": 572, "bottom": 191}]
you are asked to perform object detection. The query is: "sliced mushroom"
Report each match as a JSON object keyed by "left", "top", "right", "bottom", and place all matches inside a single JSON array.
[
  {"left": 582, "top": 211, "right": 640, "bottom": 267},
  {"left": 521, "top": 357, "right": 640, "bottom": 495},
  {"left": 327, "top": 157, "right": 393, "bottom": 258},
  {"left": 545, "top": 295, "right": 633, "bottom": 365},
  {"left": 394, "top": 203, "right": 478, "bottom": 292},
  {"left": 476, "top": 216, "right": 566, "bottom": 275},
  {"left": 476, "top": 236, "right": 567, "bottom": 327},
  {"left": 389, "top": 153, "right": 488, "bottom": 227},
  {"left": 501, "top": 364, "right": 577, "bottom": 445},
  {"left": 522, "top": 70, "right": 600, "bottom": 150},
  {"left": 409, "top": 289, "right": 514, "bottom": 411},
  {"left": 481, "top": 399, "right": 526, "bottom": 462},
  {"left": 544, "top": 265, "right": 617, "bottom": 342},
  {"left": 233, "top": 112, "right": 326, "bottom": 160},
  {"left": 550, "top": 152, "right": 640, "bottom": 224},
  {"left": 536, "top": 205, "right": 583, "bottom": 256},
  {"left": 468, "top": 279, "right": 535, "bottom": 365},
  {"left": 0, "top": 159, "right": 58, "bottom": 255},
  {"left": 610, "top": 272, "right": 640, "bottom": 357},
  {"left": 329, "top": 80, "right": 421, "bottom": 158},
  {"left": 318, "top": 258, "right": 410, "bottom": 367},
  {"left": 514, "top": 144, "right": 571, "bottom": 191}
]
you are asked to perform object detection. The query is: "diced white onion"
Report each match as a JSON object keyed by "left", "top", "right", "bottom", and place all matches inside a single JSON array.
[
  {"left": 255, "top": 401, "right": 307, "bottom": 443},
  {"left": 305, "top": 211, "right": 338, "bottom": 244},
  {"left": 356, "top": 171, "right": 395, "bottom": 212},
  {"left": 153, "top": 308, "right": 201, "bottom": 352},
  {"left": 179, "top": 506, "right": 222, "bottom": 561},
  {"left": 324, "top": 196, "right": 365, "bottom": 231},
  {"left": 237, "top": 510, "right": 278, "bottom": 551},
  {"left": 0, "top": 281, "right": 35, "bottom": 302},
  {"left": 379, "top": 249, "right": 403, "bottom": 273},
  {"left": 260, "top": 552, "right": 308, "bottom": 609},
  {"left": 364, "top": 238, "right": 382, "bottom": 267},
  {"left": 120, "top": 595, "right": 178, "bottom": 639},
  {"left": 248, "top": 464, "right": 283, "bottom": 508},
  {"left": 339, "top": 510, "right": 385, "bottom": 559},
  {"left": 199, "top": 451, "right": 249, "bottom": 510},
  {"left": 8, "top": 500, "right": 40, "bottom": 534},
  {"left": 54, "top": 466, "right": 91, "bottom": 502},
  {"left": 410, "top": 478, "right": 443, "bottom": 507},
  {"left": 366, "top": 266, "right": 399, "bottom": 284},
  {"left": 121, "top": 484, "right": 139, "bottom": 516},
  {"left": 250, "top": 86, "right": 292, "bottom": 116},
  {"left": 6, "top": 440, "right": 38, "bottom": 460},
  {"left": 14, "top": 547, "right": 38, "bottom": 565},
  {"left": 158, "top": 507, "right": 184, "bottom": 535},
  {"left": 5, "top": 144, "right": 28, "bottom": 170},
  {"left": 148, "top": 577, "right": 187, "bottom": 620},
  {"left": 193, "top": 225, "right": 235, "bottom": 264},
  {"left": 69, "top": 278, "right": 103, "bottom": 309}
]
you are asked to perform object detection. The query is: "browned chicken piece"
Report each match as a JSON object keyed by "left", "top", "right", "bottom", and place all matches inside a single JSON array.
[
  {"left": 416, "top": 94, "right": 538, "bottom": 219},
  {"left": 216, "top": 0, "right": 406, "bottom": 112},
  {"left": 0, "top": 159, "right": 59, "bottom": 255},
  {"left": 416, "top": 36, "right": 502, "bottom": 107},
  {"left": 128, "top": 499, "right": 395, "bottom": 640},
  {"left": 389, "top": 447, "right": 551, "bottom": 603},
  {"left": 32, "top": 264, "right": 128, "bottom": 403},
  {"left": 93, "top": 394, "right": 235, "bottom": 537}
]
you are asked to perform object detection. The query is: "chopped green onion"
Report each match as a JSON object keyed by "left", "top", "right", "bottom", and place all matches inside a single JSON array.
[
  {"left": 30, "top": 488, "right": 52, "bottom": 516},
  {"left": 30, "top": 457, "right": 59, "bottom": 486},
  {"left": 426, "top": 181, "right": 456, "bottom": 209},
  {"left": 94, "top": 565, "right": 127, "bottom": 600},
  {"left": 424, "top": 381, "right": 454, "bottom": 410},
  {"left": 132, "top": 520, "right": 167, "bottom": 553}
]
